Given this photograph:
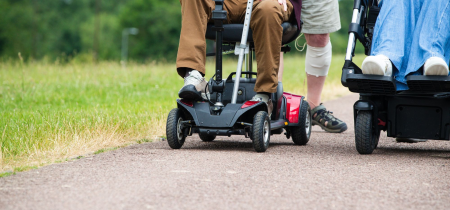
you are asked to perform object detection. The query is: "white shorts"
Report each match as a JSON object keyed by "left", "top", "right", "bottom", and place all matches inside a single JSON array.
[{"left": 301, "top": 0, "right": 341, "bottom": 34}]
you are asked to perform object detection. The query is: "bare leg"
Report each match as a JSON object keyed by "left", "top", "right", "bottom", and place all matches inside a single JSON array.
[
  {"left": 306, "top": 74, "right": 326, "bottom": 109},
  {"left": 305, "top": 33, "right": 329, "bottom": 109},
  {"left": 278, "top": 34, "right": 329, "bottom": 109}
]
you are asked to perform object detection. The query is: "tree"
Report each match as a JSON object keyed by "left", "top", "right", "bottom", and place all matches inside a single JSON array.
[{"left": 119, "top": 0, "right": 181, "bottom": 61}]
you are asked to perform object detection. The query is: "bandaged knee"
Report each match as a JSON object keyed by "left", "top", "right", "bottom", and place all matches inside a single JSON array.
[{"left": 305, "top": 41, "right": 332, "bottom": 77}]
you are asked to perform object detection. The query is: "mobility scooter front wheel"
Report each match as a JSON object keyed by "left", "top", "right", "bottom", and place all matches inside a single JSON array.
[
  {"left": 355, "top": 110, "right": 380, "bottom": 154},
  {"left": 291, "top": 100, "right": 312, "bottom": 145},
  {"left": 252, "top": 111, "right": 271, "bottom": 152},
  {"left": 166, "top": 108, "right": 186, "bottom": 149}
]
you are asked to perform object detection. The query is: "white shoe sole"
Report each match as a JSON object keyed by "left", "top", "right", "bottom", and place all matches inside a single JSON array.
[
  {"left": 424, "top": 57, "right": 449, "bottom": 76},
  {"left": 361, "top": 55, "right": 392, "bottom": 76}
]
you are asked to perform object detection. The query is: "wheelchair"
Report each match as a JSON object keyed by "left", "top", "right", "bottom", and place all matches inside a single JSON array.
[
  {"left": 166, "top": 0, "right": 311, "bottom": 152},
  {"left": 342, "top": 0, "right": 450, "bottom": 154}
]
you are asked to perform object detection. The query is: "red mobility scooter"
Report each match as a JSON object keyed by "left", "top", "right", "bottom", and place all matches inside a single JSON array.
[{"left": 166, "top": 0, "right": 311, "bottom": 152}]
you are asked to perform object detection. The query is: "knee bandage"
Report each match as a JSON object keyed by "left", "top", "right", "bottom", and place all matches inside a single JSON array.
[{"left": 305, "top": 41, "right": 332, "bottom": 77}]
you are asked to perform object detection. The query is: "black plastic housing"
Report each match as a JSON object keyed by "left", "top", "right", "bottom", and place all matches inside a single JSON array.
[{"left": 344, "top": 0, "right": 450, "bottom": 142}]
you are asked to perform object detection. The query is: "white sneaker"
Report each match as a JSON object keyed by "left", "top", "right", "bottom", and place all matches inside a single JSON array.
[
  {"left": 250, "top": 93, "right": 273, "bottom": 115},
  {"left": 178, "top": 70, "right": 210, "bottom": 100},
  {"left": 423, "top": 57, "right": 449, "bottom": 76},
  {"left": 250, "top": 93, "right": 270, "bottom": 103},
  {"left": 361, "top": 55, "right": 392, "bottom": 76}
]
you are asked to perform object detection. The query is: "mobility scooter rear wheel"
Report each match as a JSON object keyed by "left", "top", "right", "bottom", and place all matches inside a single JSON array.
[
  {"left": 355, "top": 111, "right": 380, "bottom": 154},
  {"left": 252, "top": 111, "right": 271, "bottom": 152},
  {"left": 199, "top": 133, "right": 216, "bottom": 142},
  {"left": 166, "top": 108, "right": 186, "bottom": 149},
  {"left": 291, "top": 101, "right": 312, "bottom": 145}
]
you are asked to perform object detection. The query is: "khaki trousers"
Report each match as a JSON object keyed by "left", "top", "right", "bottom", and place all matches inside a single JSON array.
[{"left": 176, "top": 0, "right": 293, "bottom": 93}]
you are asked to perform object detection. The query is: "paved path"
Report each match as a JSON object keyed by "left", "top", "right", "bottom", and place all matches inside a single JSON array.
[{"left": 1, "top": 94, "right": 449, "bottom": 210}]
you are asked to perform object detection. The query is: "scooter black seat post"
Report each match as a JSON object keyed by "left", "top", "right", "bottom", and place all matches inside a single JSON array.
[
  {"left": 215, "top": 31, "right": 224, "bottom": 106},
  {"left": 211, "top": 0, "right": 227, "bottom": 107}
]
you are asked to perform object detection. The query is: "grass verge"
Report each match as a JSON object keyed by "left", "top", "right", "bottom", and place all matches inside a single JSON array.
[{"left": 0, "top": 54, "right": 364, "bottom": 173}]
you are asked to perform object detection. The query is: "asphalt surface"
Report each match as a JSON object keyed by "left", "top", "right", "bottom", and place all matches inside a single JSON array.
[{"left": 1, "top": 93, "right": 449, "bottom": 210}]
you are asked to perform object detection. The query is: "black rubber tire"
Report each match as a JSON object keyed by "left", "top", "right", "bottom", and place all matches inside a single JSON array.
[
  {"left": 166, "top": 108, "right": 185, "bottom": 149},
  {"left": 355, "top": 111, "right": 380, "bottom": 154},
  {"left": 291, "top": 100, "right": 312, "bottom": 145},
  {"left": 199, "top": 133, "right": 216, "bottom": 142},
  {"left": 252, "top": 111, "right": 271, "bottom": 152},
  {"left": 374, "top": 134, "right": 380, "bottom": 149}
]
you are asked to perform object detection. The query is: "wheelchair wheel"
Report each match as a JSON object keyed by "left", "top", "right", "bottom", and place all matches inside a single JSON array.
[
  {"left": 252, "top": 111, "right": 270, "bottom": 152},
  {"left": 166, "top": 108, "right": 186, "bottom": 149},
  {"left": 355, "top": 111, "right": 380, "bottom": 154},
  {"left": 291, "top": 100, "right": 312, "bottom": 145},
  {"left": 199, "top": 133, "right": 216, "bottom": 142}
]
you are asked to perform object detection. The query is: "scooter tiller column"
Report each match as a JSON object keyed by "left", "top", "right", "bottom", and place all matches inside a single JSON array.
[{"left": 231, "top": 0, "right": 253, "bottom": 104}]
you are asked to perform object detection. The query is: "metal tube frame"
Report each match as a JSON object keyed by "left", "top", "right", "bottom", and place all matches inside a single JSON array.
[
  {"left": 345, "top": 8, "right": 363, "bottom": 62},
  {"left": 231, "top": 0, "right": 254, "bottom": 104}
]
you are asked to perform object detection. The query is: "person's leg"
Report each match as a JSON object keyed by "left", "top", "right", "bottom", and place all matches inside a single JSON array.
[
  {"left": 250, "top": 0, "right": 292, "bottom": 95},
  {"left": 304, "top": 33, "right": 329, "bottom": 109},
  {"left": 176, "top": 0, "right": 216, "bottom": 100},
  {"left": 299, "top": 0, "right": 335, "bottom": 105},
  {"left": 405, "top": 0, "right": 450, "bottom": 76},
  {"left": 299, "top": 0, "right": 346, "bottom": 133},
  {"left": 247, "top": 0, "right": 292, "bottom": 113},
  {"left": 176, "top": 0, "right": 246, "bottom": 100},
  {"left": 304, "top": 33, "right": 346, "bottom": 133},
  {"left": 305, "top": 74, "right": 325, "bottom": 109},
  {"left": 278, "top": 34, "right": 330, "bottom": 108},
  {"left": 176, "top": 0, "right": 215, "bottom": 77},
  {"left": 365, "top": 0, "right": 418, "bottom": 90}
]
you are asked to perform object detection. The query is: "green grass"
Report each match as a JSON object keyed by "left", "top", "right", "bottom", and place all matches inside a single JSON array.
[
  {"left": 136, "top": 138, "right": 153, "bottom": 144},
  {"left": 0, "top": 60, "right": 173, "bottom": 170},
  {"left": 0, "top": 171, "right": 14, "bottom": 178},
  {"left": 0, "top": 165, "right": 38, "bottom": 178},
  {"left": 13, "top": 165, "right": 38, "bottom": 172},
  {"left": 94, "top": 147, "right": 120, "bottom": 155},
  {"left": 0, "top": 54, "right": 364, "bottom": 171}
]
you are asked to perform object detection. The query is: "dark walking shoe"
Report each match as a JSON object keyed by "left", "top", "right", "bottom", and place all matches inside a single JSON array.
[
  {"left": 178, "top": 70, "right": 210, "bottom": 101},
  {"left": 311, "top": 103, "right": 347, "bottom": 133}
]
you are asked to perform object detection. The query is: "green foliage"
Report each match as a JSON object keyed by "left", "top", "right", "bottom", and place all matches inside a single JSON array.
[
  {"left": 119, "top": 0, "right": 181, "bottom": 61},
  {"left": 334, "top": 0, "right": 365, "bottom": 54},
  {"left": 0, "top": 0, "right": 362, "bottom": 61},
  {"left": 0, "top": 0, "right": 39, "bottom": 59},
  {"left": 80, "top": 13, "right": 122, "bottom": 60},
  {"left": 0, "top": 0, "right": 91, "bottom": 60}
]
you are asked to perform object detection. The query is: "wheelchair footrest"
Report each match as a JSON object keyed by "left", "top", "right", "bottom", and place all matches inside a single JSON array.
[
  {"left": 407, "top": 75, "right": 450, "bottom": 92},
  {"left": 346, "top": 74, "right": 396, "bottom": 95}
]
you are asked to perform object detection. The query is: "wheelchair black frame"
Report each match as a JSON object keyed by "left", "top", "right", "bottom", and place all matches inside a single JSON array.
[{"left": 342, "top": 0, "right": 450, "bottom": 144}]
